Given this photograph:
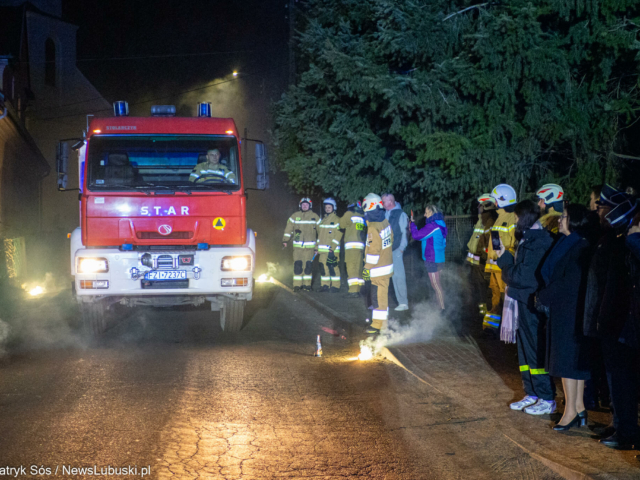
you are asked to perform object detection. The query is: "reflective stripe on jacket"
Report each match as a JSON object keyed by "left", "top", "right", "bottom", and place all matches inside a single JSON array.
[
  {"left": 283, "top": 210, "right": 320, "bottom": 247},
  {"left": 339, "top": 210, "right": 366, "bottom": 249},
  {"left": 364, "top": 220, "right": 394, "bottom": 278},
  {"left": 317, "top": 212, "right": 342, "bottom": 252},
  {"left": 486, "top": 210, "right": 517, "bottom": 272}
]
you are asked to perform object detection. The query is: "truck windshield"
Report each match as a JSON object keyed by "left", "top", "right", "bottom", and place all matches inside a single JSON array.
[{"left": 86, "top": 135, "right": 241, "bottom": 191}]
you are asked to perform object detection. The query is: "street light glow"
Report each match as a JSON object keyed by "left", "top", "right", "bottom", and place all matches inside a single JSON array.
[{"left": 233, "top": 71, "right": 238, "bottom": 77}]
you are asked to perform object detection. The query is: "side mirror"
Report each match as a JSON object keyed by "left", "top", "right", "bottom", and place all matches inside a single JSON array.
[
  {"left": 255, "top": 143, "right": 269, "bottom": 190},
  {"left": 56, "top": 141, "right": 70, "bottom": 191}
]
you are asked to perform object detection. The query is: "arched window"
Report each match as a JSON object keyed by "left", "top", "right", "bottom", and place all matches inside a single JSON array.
[{"left": 45, "top": 38, "right": 56, "bottom": 86}]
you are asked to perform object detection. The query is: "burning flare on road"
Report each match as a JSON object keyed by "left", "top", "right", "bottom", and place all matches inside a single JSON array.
[
  {"left": 358, "top": 344, "right": 374, "bottom": 361},
  {"left": 256, "top": 274, "right": 271, "bottom": 283},
  {"left": 28, "top": 286, "right": 45, "bottom": 296}
]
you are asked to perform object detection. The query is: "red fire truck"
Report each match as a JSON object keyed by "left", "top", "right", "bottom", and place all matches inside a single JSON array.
[{"left": 56, "top": 102, "right": 268, "bottom": 335}]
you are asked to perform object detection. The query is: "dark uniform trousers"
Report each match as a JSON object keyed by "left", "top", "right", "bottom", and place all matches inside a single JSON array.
[
  {"left": 602, "top": 337, "right": 640, "bottom": 439},
  {"left": 517, "top": 303, "right": 555, "bottom": 401}
]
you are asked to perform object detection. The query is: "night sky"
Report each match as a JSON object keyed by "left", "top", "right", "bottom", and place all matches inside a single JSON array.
[{"left": 62, "top": 0, "right": 290, "bottom": 105}]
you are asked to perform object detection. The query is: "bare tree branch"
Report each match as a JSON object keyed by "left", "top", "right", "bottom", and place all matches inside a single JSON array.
[{"left": 444, "top": 3, "right": 488, "bottom": 21}]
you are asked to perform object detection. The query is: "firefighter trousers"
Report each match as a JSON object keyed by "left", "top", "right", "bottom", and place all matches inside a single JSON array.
[
  {"left": 292, "top": 247, "right": 314, "bottom": 288},
  {"left": 344, "top": 249, "right": 364, "bottom": 293},
  {"left": 371, "top": 275, "right": 390, "bottom": 330},
  {"left": 517, "top": 302, "right": 555, "bottom": 401},
  {"left": 483, "top": 269, "right": 505, "bottom": 330},
  {"left": 318, "top": 252, "right": 341, "bottom": 288}
]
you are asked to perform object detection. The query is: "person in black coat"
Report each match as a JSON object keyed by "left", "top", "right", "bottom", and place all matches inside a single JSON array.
[
  {"left": 583, "top": 185, "right": 640, "bottom": 449},
  {"left": 497, "top": 200, "right": 556, "bottom": 415},
  {"left": 537, "top": 205, "right": 596, "bottom": 431}
]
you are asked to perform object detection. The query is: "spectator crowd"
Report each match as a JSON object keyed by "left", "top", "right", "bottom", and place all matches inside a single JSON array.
[{"left": 282, "top": 181, "right": 640, "bottom": 450}]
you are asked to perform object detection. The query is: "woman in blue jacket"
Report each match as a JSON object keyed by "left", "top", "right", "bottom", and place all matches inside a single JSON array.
[{"left": 410, "top": 204, "right": 447, "bottom": 309}]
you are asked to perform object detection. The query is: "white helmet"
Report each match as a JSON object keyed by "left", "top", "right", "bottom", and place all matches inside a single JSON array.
[
  {"left": 323, "top": 197, "right": 337, "bottom": 210},
  {"left": 491, "top": 184, "right": 517, "bottom": 208},
  {"left": 536, "top": 184, "right": 564, "bottom": 204},
  {"left": 363, "top": 193, "right": 383, "bottom": 212},
  {"left": 299, "top": 197, "right": 312, "bottom": 209},
  {"left": 477, "top": 193, "right": 496, "bottom": 205}
]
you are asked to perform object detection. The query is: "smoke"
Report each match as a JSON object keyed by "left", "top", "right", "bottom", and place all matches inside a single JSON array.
[
  {"left": 266, "top": 262, "right": 282, "bottom": 278},
  {"left": 0, "top": 319, "right": 10, "bottom": 358},
  {"left": 361, "top": 264, "right": 472, "bottom": 356}
]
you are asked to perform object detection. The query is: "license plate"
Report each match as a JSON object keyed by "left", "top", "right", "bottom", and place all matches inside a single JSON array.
[{"left": 144, "top": 270, "right": 187, "bottom": 280}]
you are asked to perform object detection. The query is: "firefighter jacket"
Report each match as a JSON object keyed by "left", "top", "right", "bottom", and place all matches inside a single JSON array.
[
  {"left": 282, "top": 210, "right": 320, "bottom": 249},
  {"left": 364, "top": 219, "right": 394, "bottom": 278},
  {"left": 539, "top": 210, "right": 561, "bottom": 236},
  {"left": 317, "top": 212, "right": 342, "bottom": 252},
  {"left": 467, "top": 212, "right": 496, "bottom": 265},
  {"left": 339, "top": 210, "right": 366, "bottom": 251},
  {"left": 486, "top": 209, "right": 517, "bottom": 273}
]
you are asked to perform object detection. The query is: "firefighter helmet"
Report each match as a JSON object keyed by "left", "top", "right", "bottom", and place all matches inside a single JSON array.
[
  {"left": 299, "top": 197, "right": 312, "bottom": 209},
  {"left": 477, "top": 194, "right": 496, "bottom": 205},
  {"left": 491, "top": 184, "right": 517, "bottom": 208},
  {"left": 536, "top": 184, "right": 564, "bottom": 205},
  {"left": 323, "top": 197, "right": 337, "bottom": 210},
  {"left": 363, "top": 193, "right": 383, "bottom": 212}
]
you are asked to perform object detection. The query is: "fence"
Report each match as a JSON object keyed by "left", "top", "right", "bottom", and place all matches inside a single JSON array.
[{"left": 443, "top": 215, "right": 476, "bottom": 262}]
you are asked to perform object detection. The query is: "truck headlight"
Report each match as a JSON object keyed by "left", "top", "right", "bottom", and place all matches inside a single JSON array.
[
  {"left": 77, "top": 257, "right": 109, "bottom": 273},
  {"left": 221, "top": 255, "right": 252, "bottom": 271}
]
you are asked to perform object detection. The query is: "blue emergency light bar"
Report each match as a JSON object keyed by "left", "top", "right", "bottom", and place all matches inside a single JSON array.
[
  {"left": 113, "top": 101, "right": 129, "bottom": 117},
  {"left": 198, "top": 102, "right": 212, "bottom": 117}
]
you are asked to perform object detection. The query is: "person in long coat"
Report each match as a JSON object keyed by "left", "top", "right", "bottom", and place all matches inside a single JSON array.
[
  {"left": 537, "top": 204, "right": 595, "bottom": 431},
  {"left": 497, "top": 200, "right": 556, "bottom": 415}
]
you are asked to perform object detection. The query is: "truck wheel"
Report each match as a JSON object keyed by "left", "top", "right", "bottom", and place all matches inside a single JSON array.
[
  {"left": 220, "top": 298, "right": 245, "bottom": 332},
  {"left": 80, "top": 302, "right": 106, "bottom": 337}
]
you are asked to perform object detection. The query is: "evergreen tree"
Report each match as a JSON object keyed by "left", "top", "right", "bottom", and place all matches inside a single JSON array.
[{"left": 273, "top": 0, "right": 640, "bottom": 212}]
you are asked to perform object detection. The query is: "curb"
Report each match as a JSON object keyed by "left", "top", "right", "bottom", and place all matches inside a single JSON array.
[{"left": 380, "top": 346, "right": 604, "bottom": 480}]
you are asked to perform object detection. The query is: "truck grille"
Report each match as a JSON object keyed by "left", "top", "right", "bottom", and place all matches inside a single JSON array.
[
  {"left": 137, "top": 231, "right": 193, "bottom": 239},
  {"left": 156, "top": 255, "right": 174, "bottom": 269},
  {"left": 141, "top": 279, "right": 189, "bottom": 289}
]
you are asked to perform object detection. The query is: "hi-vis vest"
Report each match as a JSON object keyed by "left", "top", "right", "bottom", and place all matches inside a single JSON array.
[
  {"left": 364, "top": 220, "right": 394, "bottom": 278},
  {"left": 317, "top": 212, "right": 342, "bottom": 253},
  {"left": 282, "top": 210, "right": 320, "bottom": 248},
  {"left": 485, "top": 210, "right": 517, "bottom": 273},
  {"left": 339, "top": 210, "right": 366, "bottom": 250},
  {"left": 466, "top": 219, "right": 485, "bottom": 266},
  {"left": 190, "top": 162, "right": 236, "bottom": 183}
]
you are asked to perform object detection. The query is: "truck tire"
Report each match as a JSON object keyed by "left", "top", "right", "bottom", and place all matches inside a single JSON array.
[
  {"left": 219, "top": 298, "right": 245, "bottom": 332},
  {"left": 80, "top": 302, "right": 106, "bottom": 337}
]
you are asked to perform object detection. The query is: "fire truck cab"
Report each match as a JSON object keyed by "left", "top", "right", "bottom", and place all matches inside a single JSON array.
[{"left": 57, "top": 102, "right": 268, "bottom": 335}]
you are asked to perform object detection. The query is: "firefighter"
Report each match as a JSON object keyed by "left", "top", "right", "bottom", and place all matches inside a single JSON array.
[
  {"left": 466, "top": 194, "right": 497, "bottom": 317},
  {"left": 317, "top": 198, "right": 343, "bottom": 292},
  {"left": 484, "top": 184, "right": 518, "bottom": 331},
  {"left": 282, "top": 197, "right": 320, "bottom": 292},
  {"left": 190, "top": 149, "right": 236, "bottom": 184},
  {"left": 362, "top": 193, "right": 394, "bottom": 334},
  {"left": 536, "top": 184, "right": 564, "bottom": 235},
  {"left": 339, "top": 200, "right": 367, "bottom": 297}
]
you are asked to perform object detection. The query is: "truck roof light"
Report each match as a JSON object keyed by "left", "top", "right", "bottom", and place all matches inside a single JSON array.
[
  {"left": 113, "top": 101, "right": 129, "bottom": 116},
  {"left": 121, "top": 244, "right": 134, "bottom": 251},
  {"left": 197, "top": 243, "right": 209, "bottom": 250},
  {"left": 198, "top": 102, "right": 212, "bottom": 118},
  {"left": 225, "top": 130, "right": 234, "bottom": 134},
  {"left": 151, "top": 105, "right": 176, "bottom": 117}
]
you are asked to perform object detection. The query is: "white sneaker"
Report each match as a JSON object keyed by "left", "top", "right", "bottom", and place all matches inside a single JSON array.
[
  {"left": 509, "top": 395, "right": 538, "bottom": 410},
  {"left": 524, "top": 399, "right": 556, "bottom": 415},
  {"left": 394, "top": 304, "right": 409, "bottom": 311}
]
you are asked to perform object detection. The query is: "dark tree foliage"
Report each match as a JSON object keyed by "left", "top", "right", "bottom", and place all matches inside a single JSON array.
[{"left": 273, "top": 0, "right": 640, "bottom": 212}]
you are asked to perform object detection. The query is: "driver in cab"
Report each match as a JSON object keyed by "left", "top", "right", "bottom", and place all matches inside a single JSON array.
[{"left": 190, "top": 148, "right": 236, "bottom": 184}]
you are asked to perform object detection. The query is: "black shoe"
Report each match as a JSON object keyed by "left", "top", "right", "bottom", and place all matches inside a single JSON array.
[
  {"left": 302, "top": 285, "right": 312, "bottom": 291},
  {"left": 330, "top": 287, "right": 339, "bottom": 293},
  {"left": 593, "top": 425, "right": 616, "bottom": 439},
  {"left": 600, "top": 432, "right": 638, "bottom": 449},
  {"left": 293, "top": 286, "right": 301, "bottom": 292},
  {"left": 577, "top": 410, "right": 588, "bottom": 427},
  {"left": 553, "top": 414, "right": 582, "bottom": 431},
  {"left": 320, "top": 285, "right": 329, "bottom": 292}
]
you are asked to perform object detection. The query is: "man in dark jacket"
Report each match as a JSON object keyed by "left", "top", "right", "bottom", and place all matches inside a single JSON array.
[
  {"left": 497, "top": 201, "right": 556, "bottom": 415},
  {"left": 584, "top": 185, "right": 640, "bottom": 449}
]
